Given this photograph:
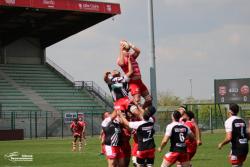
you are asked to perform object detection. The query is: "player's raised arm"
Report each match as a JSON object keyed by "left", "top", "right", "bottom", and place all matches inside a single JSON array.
[
  {"left": 129, "top": 42, "right": 140, "bottom": 59},
  {"left": 117, "top": 41, "right": 127, "bottom": 66},
  {"left": 125, "top": 55, "right": 133, "bottom": 78},
  {"left": 117, "top": 110, "right": 129, "bottom": 128},
  {"left": 101, "top": 110, "right": 117, "bottom": 128}
]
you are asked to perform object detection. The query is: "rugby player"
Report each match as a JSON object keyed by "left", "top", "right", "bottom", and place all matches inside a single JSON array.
[
  {"left": 101, "top": 110, "right": 124, "bottom": 167},
  {"left": 158, "top": 111, "right": 194, "bottom": 167},
  {"left": 70, "top": 118, "right": 84, "bottom": 151},
  {"left": 218, "top": 103, "right": 249, "bottom": 167},
  {"left": 78, "top": 117, "right": 87, "bottom": 146},
  {"left": 178, "top": 106, "right": 202, "bottom": 146},
  {"left": 118, "top": 106, "right": 156, "bottom": 167},
  {"left": 117, "top": 40, "right": 152, "bottom": 108},
  {"left": 180, "top": 111, "right": 198, "bottom": 166}
]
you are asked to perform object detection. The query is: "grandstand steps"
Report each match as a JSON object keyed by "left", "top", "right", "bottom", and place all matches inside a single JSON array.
[
  {"left": 0, "top": 69, "right": 60, "bottom": 115},
  {"left": 0, "top": 89, "right": 23, "bottom": 93},
  {"left": 1, "top": 103, "right": 38, "bottom": 106},
  {"left": 14, "top": 80, "right": 67, "bottom": 83},
  {"left": 34, "top": 89, "right": 83, "bottom": 93},
  {"left": 11, "top": 77, "right": 65, "bottom": 81},
  {"left": 0, "top": 92, "right": 24, "bottom": 96},
  {"left": 0, "top": 96, "right": 29, "bottom": 100},
  {"left": 52, "top": 103, "right": 102, "bottom": 107},
  {"left": 43, "top": 96, "right": 94, "bottom": 100},
  {"left": 48, "top": 100, "right": 94, "bottom": 103},
  {"left": 0, "top": 64, "right": 106, "bottom": 114},
  {"left": 0, "top": 98, "right": 33, "bottom": 104},
  {"left": 0, "top": 64, "right": 111, "bottom": 137}
]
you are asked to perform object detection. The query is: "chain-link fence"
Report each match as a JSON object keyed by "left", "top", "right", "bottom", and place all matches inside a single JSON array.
[
  {"left": 1, "top": 104, "right": 250, "bottom": 138},
  {"left": 155, "top": 104, "right": 250, "bottom": 134},
  {"left": 0, "top": 110, "right": 103, "bottom": 139}
]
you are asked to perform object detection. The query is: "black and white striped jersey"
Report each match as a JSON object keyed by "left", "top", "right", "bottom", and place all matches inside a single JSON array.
[
  {"left": 225, "top": 116, "right": 249, "bottom": 155},
  {"left": 108, "top": 76, "right": 129, "bottom": 101},
  {"left": 101, "top": 117, "right": 122, "bottom": 146}
]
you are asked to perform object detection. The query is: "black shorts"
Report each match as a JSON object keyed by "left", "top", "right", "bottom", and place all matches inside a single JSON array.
[{"left": 137, "top": 157, "right": 154, "bottom": 165}]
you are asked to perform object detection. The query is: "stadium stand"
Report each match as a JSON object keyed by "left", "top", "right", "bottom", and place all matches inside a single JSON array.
[
  {"left": 0, "top": 0, "right": 120, "bottom": 138},
  {"left": 0, "top": 64, "right": 106, "bottom": 114},
  {"left": 0, "top": 70, "right": 40, "bottom": 112}
]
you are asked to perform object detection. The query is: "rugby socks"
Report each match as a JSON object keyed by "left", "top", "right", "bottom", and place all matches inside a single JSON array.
[
  {"left": 132, "top": 156, "right": 137, "bottom": 167},
  {"left": 78, "top": 142, "right": 83, "bottom": 151},
  {"left": 72, "top": 142, "right": 76, "bottom": 151}
]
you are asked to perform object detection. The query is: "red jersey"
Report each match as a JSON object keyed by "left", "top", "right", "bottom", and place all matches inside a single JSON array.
[
  {"left": 118, "top": 52, "right": 141, "bottom": 79},
  {"left": 185, "top": 121, "right": 196, "bottom": 135},
  {"left": 184, "top": 121, "right": 197, "bottom": 153},
  {"left": 70, "top": 121, "right": 84, "bottom": 134}
]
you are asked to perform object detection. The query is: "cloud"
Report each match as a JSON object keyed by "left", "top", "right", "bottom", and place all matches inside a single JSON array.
[{"left": 154, "top": 23, "right": 250, "bottom": 98}]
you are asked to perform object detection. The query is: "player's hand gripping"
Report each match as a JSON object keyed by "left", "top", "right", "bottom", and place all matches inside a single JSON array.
[
  {"left": 120, "top": 40, "right": 127, "bottom": 49},
  {"left": 218, "top": 143, "right": 223, "bottom": 150},
  {"left": 197, "top": 139, "right": 202, "bottom": 146},
  {"left": 157, "top": 147, "right": 162, "bottom": 152}
]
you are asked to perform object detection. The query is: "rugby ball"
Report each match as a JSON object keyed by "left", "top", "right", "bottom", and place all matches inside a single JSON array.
[{"left": 121, "top": 41, "right": 130, "bottom": 50}]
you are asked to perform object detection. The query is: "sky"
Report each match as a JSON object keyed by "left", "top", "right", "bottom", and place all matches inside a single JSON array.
[{"left": 47, "top": 0, "right": 250, "bottom": 100}]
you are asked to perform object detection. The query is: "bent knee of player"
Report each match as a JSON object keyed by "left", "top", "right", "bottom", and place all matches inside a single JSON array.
[
  {"left": 181, "top": 161, "right": 191, "bottom": 167},
  {"left": 161, "top": 160, "right": 170, "bottom": 167}
]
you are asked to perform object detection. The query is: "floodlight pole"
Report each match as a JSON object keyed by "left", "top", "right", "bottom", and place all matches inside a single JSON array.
[{"left": 148, "top": 0, "right": 157, "bottom": 108}]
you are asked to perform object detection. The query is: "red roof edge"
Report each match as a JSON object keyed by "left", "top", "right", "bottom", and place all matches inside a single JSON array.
[{"left": 0, "top": 0, "right": 121, "bottom": 14}]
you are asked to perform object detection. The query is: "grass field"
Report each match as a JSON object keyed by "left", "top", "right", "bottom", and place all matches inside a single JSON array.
[{"left": 0, "top": 132, "right": 249, "bottom": 167}]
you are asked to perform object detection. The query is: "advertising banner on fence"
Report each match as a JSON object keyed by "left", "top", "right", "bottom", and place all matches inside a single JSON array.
[
  {"left": 214, "top": 78, "right": 250, "bottom": 104},
  {"left": 64, "top": 112, "right": 84, "bottom": 124}
]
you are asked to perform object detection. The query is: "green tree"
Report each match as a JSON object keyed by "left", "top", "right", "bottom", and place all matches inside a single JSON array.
[{"left": 157, "top": 91, "right": 183, "bottom": 106}]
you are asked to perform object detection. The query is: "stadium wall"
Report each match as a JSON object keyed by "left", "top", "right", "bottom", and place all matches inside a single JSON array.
[{"left": 3, "top": 38, "right": 44, "bottom": 64}]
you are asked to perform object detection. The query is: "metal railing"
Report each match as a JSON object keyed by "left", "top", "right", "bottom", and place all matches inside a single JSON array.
[{"left": 46, "top": 57, "right": 113, "bottom": 109}]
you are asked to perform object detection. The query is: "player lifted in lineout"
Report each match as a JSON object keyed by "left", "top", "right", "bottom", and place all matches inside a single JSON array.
[
  {"left": 70, "top": 118, "right": 85, "bottom": 152},
  {"left": 104, "top": 55, "right": 133, "bottom": 167},
  {"left": 117, "top": 40, "right": 152, "bottom": 108}
]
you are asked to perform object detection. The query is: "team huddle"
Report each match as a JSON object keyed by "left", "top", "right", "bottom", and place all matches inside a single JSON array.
[{"left": 70, "top": 41, "right": 250, "bottom": 167}]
